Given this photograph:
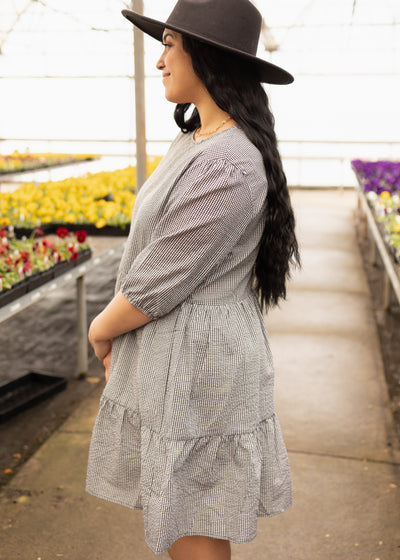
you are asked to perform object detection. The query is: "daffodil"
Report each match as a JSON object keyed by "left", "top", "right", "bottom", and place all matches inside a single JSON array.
[
  {"left": 0, "top": 152, "right": 100, "bottom": 174},
  {"left": 95, "top": 218, "right": 107, "bottom": 229},
  {"left": 0, "top": 157, "right": 161, "bottom": 230}
]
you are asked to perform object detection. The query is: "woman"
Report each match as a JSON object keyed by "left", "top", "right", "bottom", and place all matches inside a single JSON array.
[{"left": 87, "top": 1, "right": 300, "bottom": 558}]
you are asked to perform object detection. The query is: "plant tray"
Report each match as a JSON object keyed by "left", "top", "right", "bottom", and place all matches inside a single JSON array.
[
  {"left": 0, "top": 249, "right": 92, "bottom": 308},
  {"left": 0, "top": 156, "right": 99, "bottom": 176},
  {"left": 73, "top": 248, "right": 92, "bottom": 266},
  {"left": 13, "top": 224, "right": 52, "bottom": 239},
  {"left": 50, "top": 223, "right": 130, "bottom": 236},
  {"left": 0, "top": 372, "right": 68, "bottom": 422},
  {"left": 13, "top": 223, "right": 129, "bottom": 239}
]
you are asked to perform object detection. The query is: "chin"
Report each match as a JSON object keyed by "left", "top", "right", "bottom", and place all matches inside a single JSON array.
[
  {"left": 164, "top": 92, "right": 177, "bottom": 103},
  {"left": 164, "top": 89, "right": 193, "bottom": 105}
]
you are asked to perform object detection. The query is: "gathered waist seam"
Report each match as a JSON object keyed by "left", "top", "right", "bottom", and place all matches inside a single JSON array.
[
  {"left": 185, "top": 288, "right": 255, "bottom": 306},
  {"left": 100, "top": 395, "right": 274, "bottom": 441}
]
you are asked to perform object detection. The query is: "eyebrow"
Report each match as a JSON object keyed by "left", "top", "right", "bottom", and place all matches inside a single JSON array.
[{"left": 162, "top": 32, "right": 175, "bottom": 42}]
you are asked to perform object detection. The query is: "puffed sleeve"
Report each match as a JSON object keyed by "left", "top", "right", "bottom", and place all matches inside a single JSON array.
[{"left": 120, "top": 157, "right": 256, "bottom": 319}]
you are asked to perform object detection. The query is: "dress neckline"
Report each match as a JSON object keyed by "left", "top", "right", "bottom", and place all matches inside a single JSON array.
[{"left": 191, "top": 125, "right": 238, "bottom": 145}]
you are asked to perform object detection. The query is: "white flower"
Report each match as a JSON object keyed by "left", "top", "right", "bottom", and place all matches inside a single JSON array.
[
  {"left": 374, "top": 203, "right": 385, "bottom": 217},
  {"left": 367, "top": 191, "right": 378, "bottom": 201},
  {"left": 392, "top": 194, "right": 400, "bottom": 204},
  {"left": 396, "top": 216, "right": 400, "bottom": 225}
]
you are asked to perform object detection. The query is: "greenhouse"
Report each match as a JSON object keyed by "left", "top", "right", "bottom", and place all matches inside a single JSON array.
[{"left": 0, "top": 0, "right": 399, "bottom": 558}]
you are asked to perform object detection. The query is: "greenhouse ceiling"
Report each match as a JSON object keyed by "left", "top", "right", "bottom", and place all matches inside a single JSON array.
[
  {"left": 1, "top": 0, "right": 399, "bottom": 159},
  {"left": 1, "top": 0, "right": 399, "bottom": 62}
]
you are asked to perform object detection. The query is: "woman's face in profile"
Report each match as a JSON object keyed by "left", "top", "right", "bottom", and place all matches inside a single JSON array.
[{"left": 156, "top": 29, "right": 206, "bottom": 104}]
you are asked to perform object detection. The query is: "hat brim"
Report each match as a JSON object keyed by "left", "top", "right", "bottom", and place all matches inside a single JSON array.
[{"left": 121, "top": 9, "right": 294, "bottom": 85}]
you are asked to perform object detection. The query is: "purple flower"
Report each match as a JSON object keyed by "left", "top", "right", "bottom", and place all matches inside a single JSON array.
[{"left": 351, "top": 160, "right": 400, "bottom": 195}]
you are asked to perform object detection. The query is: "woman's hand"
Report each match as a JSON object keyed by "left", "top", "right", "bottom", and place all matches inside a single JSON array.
[
  {"left": 89, "top": 318, "right": 113, "bottom": 381},
  {"left": 103, "top": 350, "right": 112, "bottom": 383},
  {"left": 91, "top": 338, "right": 112, "bottom": 363},
  {"left": 88, "top": 291, "right": 152, "bottom": 382},
  {"left": 88, "top": 316, "right": 112, "bottom": 362}
]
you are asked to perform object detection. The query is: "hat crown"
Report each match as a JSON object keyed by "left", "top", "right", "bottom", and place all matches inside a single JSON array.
[
  {"left": 121, "top": 0, "right": 294, "bottom": 84},
  {"left": 166, "top": 0, "right": 262, "bottom": 56}
]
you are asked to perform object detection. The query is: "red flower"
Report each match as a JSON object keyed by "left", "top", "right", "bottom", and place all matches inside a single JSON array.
[
  {"left": 35, "top": 227, "right": 44, "bottom": 237},
  {"left": 56, "top": 227, "right": 69, "bottom": 239},
  {"left": 70, "top": 251, "right": 79, "bottom": 261},
  {"left": 42, "top": 238, "right": 54, "bottom": 249},
  {"left": 20, "top": 250, "right": 30, "bottom": 262},
  {"left": 53, "top": 251, "right": 62, "bottom": 263},
  {"left": 23, "top": 262, "right": 33, "bottom": 273},
  {"left": 74, "top": 230, "right": 87, "bottom": 243}
]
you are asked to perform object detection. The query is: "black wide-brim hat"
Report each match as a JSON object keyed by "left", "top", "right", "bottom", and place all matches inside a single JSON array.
[{"left": 122, "top": 0, "right": 294, "bottom": 85}]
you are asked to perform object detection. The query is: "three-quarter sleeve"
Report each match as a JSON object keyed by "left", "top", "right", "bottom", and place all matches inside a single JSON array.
[{"left": 120, "top": 157, "right": 255, "bottom": 319}]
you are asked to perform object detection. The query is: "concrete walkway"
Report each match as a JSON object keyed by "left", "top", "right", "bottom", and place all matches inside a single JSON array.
[{"left": 1, "top": 190, "right": 399, "bottom": 560}]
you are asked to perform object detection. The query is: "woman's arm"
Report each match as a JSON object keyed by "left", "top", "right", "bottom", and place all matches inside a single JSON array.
[{"left": 88, "top": 290, "right": 152, "bottom": 362}]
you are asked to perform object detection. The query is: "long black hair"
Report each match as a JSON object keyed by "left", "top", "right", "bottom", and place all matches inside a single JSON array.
[{"left": 174, "top": 35, "right": 300, "bottom": 311}]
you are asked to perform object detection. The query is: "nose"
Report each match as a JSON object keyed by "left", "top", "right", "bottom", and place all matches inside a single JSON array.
[{"left": 156, "top": 52, "right": 165, "bottom": 71}]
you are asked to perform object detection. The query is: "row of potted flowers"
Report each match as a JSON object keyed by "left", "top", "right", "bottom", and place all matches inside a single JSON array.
[
  {"left": 352, "top": 160, "right": 400, "bottom": 262},
  {"left": 0, "top": 156, "right": 162, "bottom": 233},
  {"left": 0, "top": 151, "right": 99, "bottom": 174},
  {"left": 0, "top": 226, "right": 91, "bottom": 300}
]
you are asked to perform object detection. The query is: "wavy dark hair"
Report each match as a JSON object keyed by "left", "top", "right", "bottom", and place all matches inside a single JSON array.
[{"left": 174, "top": 35, "right": 300, "bottom": 311}]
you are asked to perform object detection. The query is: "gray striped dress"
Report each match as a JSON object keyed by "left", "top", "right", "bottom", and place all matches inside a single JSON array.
[{"left": 86, "top": 126, "right": 292, "bottom": 555}]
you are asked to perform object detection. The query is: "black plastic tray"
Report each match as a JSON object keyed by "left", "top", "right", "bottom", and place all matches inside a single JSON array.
[
  {"left": 0, "top": 156, "right": 99, "bottom": 176},
  {"left": 13, "top": 223, "right": 129, "bottom": 239},
  {"left": 50, "top": 223, "right": 130, "bottom": 236},
  {"left": 0, "top": 372, "right": 68, "bottom": 422},
  {"left": 13, "top": 224, "right": 53, "bottom": 239},
  {"left": 0, "top": 249, "right": 92, "bottom": 308}
]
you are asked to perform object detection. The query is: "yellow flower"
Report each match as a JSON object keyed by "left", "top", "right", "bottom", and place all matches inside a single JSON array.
[
  {"left": 393, "top": 224, "right": 400, "bottom": 233},
  {"left": 95, "top": 218, "right": 107, "bottom": 229},
  {"left": 1, "top": 157, "right": 160, "bottom": 228},
  {"left": 380, "top": 191, "right": 391, "bottom": 200},
  {"left": 26, "top": 202, "right": 38, "bottom": 213}
]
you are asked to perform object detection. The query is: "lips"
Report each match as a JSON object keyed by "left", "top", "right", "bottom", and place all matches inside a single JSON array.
[{"left": 162, "top": 73, "right": 171, "bottom": 79}]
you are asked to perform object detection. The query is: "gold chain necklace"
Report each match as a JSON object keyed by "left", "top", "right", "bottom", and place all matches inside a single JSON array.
[{"left": 194, "top": 117, "right": 233, "bottom": 140}]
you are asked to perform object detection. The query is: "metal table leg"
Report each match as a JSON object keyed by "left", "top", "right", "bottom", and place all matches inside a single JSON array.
[{"left": 76, "top": 275, "right": 88, "bottom": 378}]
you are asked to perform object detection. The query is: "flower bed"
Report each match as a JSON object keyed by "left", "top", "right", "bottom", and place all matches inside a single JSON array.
[
  {"left": 0, "top": 157, "right": 162, "bottom": 235},
  {"left": 352, "top": 160, "right": 400, "bottom": 263},
  {"left": 0, "top": 226, "right": 91, "bottom": 307},
  {"left": 0, "top": 152, "right": 100, "bottom": 174}
]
